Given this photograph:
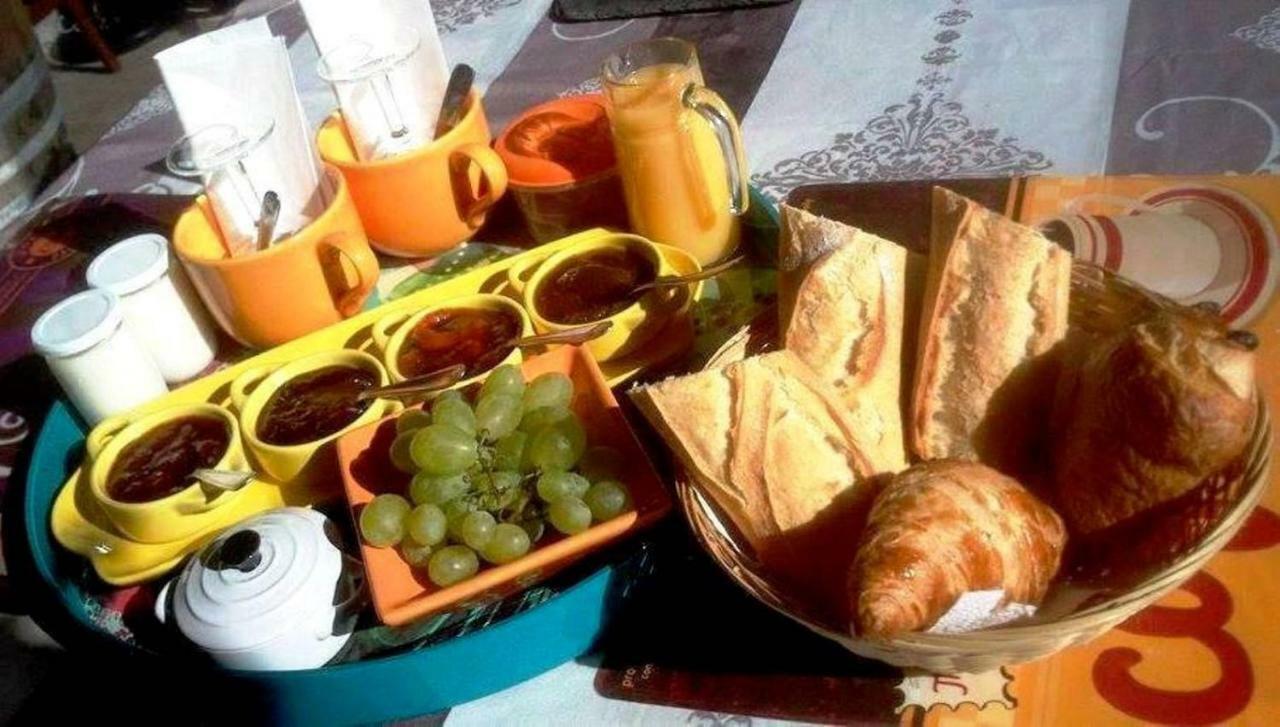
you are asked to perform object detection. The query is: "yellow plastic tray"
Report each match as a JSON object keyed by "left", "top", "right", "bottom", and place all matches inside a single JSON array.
[{"left": 51, "top": 228, "right": 698, "bottom": 585}]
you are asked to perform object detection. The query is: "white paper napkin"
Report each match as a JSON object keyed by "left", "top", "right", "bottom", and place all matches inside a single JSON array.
[
  {"left": 156, "top": 18, "right": 327, "bottom": 253},
  {"left": 927, "top": 590, "right": 1037, "bottom": 634},
  {"left": 301, "top": 0, "right": 450, "bottom": 161}
]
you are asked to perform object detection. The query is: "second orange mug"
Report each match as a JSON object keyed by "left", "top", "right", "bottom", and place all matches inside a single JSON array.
[
  {"left": 172, "top": 165, "right": 379, "bottom": 349},
  {"left": 316, "top": 91, "right": 509, "bottom": 257}
]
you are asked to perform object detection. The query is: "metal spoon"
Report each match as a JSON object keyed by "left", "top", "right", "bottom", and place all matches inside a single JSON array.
[
  {"left": 358, "top": 363, "right": 468, "bottom": 401},
  {"left": 357, "top": 322, "right": 612, "bottom": 401},
  {"left": 631, "top": 254, "right": 746, "bottom": 294},
  {"left": 255, "top": 190, "right": 281, "bottom": 251},
  {"left": 509, "top": 320, "right": 612, "bottom": 348},
  {"left": 191, "top": 468, "right": 256, "bottom": 492},
  {"left": 434, "top": 64, "right": 475, "bottom": 139}
]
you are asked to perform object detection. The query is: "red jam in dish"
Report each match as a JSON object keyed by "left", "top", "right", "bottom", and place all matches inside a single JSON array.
[
  {"left": 396, "top": 307, "right": 521, "bottom": 379},
  {"left": 107, "top": 416, "right": 229, "bottom": 503},
  {"left": 257, "top": 366, "right": 377, "bottom": 446},
  {"left": 534, "top": 246, "right": 655, "bottom": 325}
]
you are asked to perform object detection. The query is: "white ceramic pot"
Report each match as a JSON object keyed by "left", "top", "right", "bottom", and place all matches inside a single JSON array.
[{"left": 155, "top": 507, "right": 366, "bottom": 671}]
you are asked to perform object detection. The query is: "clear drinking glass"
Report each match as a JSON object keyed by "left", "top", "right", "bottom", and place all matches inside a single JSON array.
[
  {"left": 166, "top": 118, "right": 275, "bottom": 255},
  {"left": 601, "top": 37, "right": 749, "bottom": 266},
  {"left": 317, "top": 27, "right": 423, "bottom": 162}
]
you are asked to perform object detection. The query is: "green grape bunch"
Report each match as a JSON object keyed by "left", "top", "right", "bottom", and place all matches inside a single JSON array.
[{"left": 357, "top": 365, "right": 633, "bottom": 588}]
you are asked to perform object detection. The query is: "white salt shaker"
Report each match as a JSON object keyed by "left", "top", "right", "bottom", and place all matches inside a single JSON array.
[
  {"left": 86, "top": 233, "right": 217, "bottom": 383},
  {"left": 31, "top": 289, "right": 169, "bottom": 424}
]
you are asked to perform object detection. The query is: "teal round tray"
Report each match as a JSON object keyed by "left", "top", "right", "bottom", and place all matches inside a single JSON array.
[{"left": 11, "top": 400, "right": 631, "bottom": 723}]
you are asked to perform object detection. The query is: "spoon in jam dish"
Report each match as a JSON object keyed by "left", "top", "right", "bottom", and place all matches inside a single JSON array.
[
  {"left": 630, "top": 253, "right": 746, "bottom": 295},
  {"left": 359, "top": 322, "right": 615, "bottom": 401},
  {"left": 191, "top": 468, "right": 256, "bottom": 492},
  {"left": 507, "top": 320, "right": 613, "bottom": 348},
  {"left": 359, "top": 363, "right": 469, "bottom": 402}
]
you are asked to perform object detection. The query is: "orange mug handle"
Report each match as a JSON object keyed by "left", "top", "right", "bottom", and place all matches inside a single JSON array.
[
  {"left": 453, "top": 143, "right": 509, "bottom": 227},
  {"left": 322, "top": 231, "right": 380, "bottom": 317}
]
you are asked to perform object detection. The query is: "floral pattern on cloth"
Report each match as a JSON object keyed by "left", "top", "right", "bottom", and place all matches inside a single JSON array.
[
  {"left": 1233, "top": 6, "right": 1280, "bottom": 54},
  {"left": 433, "top": 0, "right": 524, "bottom": 33},
  {"left": 751, "top": 0, "right": 1053, "bottom": 201}
]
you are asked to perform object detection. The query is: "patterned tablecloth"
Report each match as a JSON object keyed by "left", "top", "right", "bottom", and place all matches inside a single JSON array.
[{"left": 3, "top": 1, "right": 1280, "bottom": 724}]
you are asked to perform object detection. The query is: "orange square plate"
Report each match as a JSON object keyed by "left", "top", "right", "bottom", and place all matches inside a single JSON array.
[{"left": 336, "top": 346, "right": 672, "bottom": 626}]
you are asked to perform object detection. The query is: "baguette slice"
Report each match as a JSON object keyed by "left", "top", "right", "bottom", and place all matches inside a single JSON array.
[
  {"left": 784, "top": 208, "right": 910, "bottom": 473},
  {"left": 633, "top": 350, "right": 875, "bottom": 544},
  {"left": 779, "top": 203, "right": 859, "bottom": 327},
  {"left": 910, "top": 187, "right": 1071, "bottom": 474},
  {"left": 632, "top": 351, "right": 882, "bottom": 614}
]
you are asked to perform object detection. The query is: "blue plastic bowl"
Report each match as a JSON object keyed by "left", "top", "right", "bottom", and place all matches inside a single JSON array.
[{"left": 10, "top": 400, "right": 632, "bottom": 723}]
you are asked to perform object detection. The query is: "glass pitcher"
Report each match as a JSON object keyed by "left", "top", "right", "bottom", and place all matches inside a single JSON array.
[{"left": 601, "top": 38, "right": 749, "bottom": 266}]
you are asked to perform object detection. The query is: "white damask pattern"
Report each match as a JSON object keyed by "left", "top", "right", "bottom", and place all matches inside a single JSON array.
[
  {"left": 1233, "top": 7, "right": 1280, "bottom": 53},
  {"left": 752, "top": 0, "right": 1051, "bottom": 200},
  {"left": 101, "top": 86, "right": 174, "bottom": 139}
]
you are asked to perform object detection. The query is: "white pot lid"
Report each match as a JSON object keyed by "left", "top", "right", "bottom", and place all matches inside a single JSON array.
[
  {"left": 170, "top": 507, "right": 344, "bottom": 653},
  {"left": 31, "top": 289, "right": 123, "bottom": 359},
  {"left": 86, "top": 233, "right": 170, "bottom": 296}
]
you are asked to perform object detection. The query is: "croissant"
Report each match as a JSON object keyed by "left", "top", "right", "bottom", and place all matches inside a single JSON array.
[{"left": 849, "top": 460, "right": 1066, "bottom": 639}]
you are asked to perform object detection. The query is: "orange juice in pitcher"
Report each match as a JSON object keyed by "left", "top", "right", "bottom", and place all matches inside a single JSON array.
[{"left": 601, "top": 38, "right": 749, "bottom": 266}]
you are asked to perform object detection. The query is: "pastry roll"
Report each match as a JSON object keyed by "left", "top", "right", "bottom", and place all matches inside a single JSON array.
[{"left": 849, "top": 460, "right": 1066, "bottom": 638}]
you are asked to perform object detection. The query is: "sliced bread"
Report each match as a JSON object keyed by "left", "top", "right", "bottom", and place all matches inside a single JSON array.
[{"left": 910, "top": 187, "right": 1071, "bottom": 474}]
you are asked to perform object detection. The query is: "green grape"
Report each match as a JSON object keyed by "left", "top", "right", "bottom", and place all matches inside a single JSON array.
[
  {"left": 442, "top": 496, "right": 475, "bottom": 520},
  {"left": 481, "top": 523, "right": 532, "bottom": 564},
  {"left": 480, "top": 364, "right": 525, "bottom": 401},
  {"left": 520, "top": 518, "right": 546, "bottom": 543},
  {"left": 410, "top": 424, "right": 479, "bottom": 475},
  {"left": 475, "top": 393, "right": 522, "bottom": 441},
  {"left": 406, "top": 503, "right": 447, "bottom": 546},
  {"left": 556, "top": 415, "right": 587, "bottom": 464},
  {"left": 359, "top": 494, "right": 411, "bottom": 547},
  {"left": 389, "top": 431, "right": 418, "bottom": 474},
  {"left": 548, "top": 496, "right": 592, "bottom": 535},
  {"left": 535, "top": 471, "right": 590, "bottom": 503},
  {"left": 395, "top": 408, "right": 432, "bottom": 435},
  {"left": 433, "top": 389, "right": 465, "bottom": 406},
  {"left": 579, "top": 446, "right": 623, "bottom": 483},
  {"left": 431, "top": 395, "right": 476, "bottom": 435},
  {"left": 523, "top": 372, "right": 573, "bottom": 411},
  {"left": 584, "top": 480, "right": 631, "bottom": 521},
  {"left": 528, "top": 418, "right": 586, "bottom": 471},
  {"left": 491, "top": 431, "right": 528, "bottom": 471},
  {"left": 458, "top": 510, "right": 497, "bottom": 551},
  {"left": 409, "top": 472, "right": 469, "bottom": 506},
  {"left": 427, "top": 545, "right": 479, "bottom": 587},
  {"left": 400, "top": 540, "right": 434, "bottom": 568},
  {"left": 518, "top": 405, "right": 570, "bottom": 434}
]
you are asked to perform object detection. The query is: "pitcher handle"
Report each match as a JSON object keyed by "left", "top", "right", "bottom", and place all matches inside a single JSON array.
[
  {"left": 1064, "top": 193, "right": 1161, "bottom": 216},
  {"left": 453, "top": 143, "right": 509, "bottom": 227},
  {"left": 683, "top": 84, "right": 750, "bottom": 216},
  {"left": 322, "top": 231, "right": 380, "bottom": 317}
]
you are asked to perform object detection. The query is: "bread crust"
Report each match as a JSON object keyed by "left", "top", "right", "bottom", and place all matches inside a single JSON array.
[
  {"left": 910, "top": 187, "right": 1071, "bottom": 474},
  {"left": 783, "top": 206, "right": 911, "bottom": 473}
]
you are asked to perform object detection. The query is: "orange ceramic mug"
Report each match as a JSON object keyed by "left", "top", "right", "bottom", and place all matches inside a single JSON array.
[
  {"left": 172, "top": 165, "right": 379, "bottom": 349},
  {"left": 316, "top": 91, "right": 509, "bottom": 257}
]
